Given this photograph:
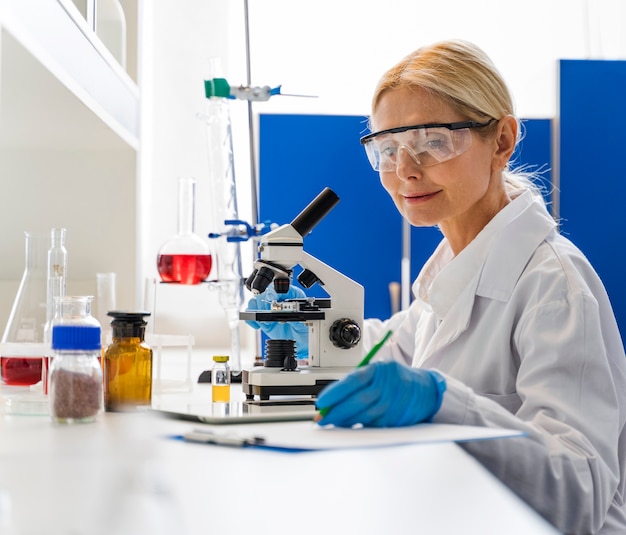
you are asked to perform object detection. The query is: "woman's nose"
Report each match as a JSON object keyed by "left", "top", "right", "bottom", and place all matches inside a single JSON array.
[{"left": 395, "top": 145, "right": 422, "bottom": 179}]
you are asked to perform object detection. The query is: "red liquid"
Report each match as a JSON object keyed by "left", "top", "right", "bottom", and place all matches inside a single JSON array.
[
  {"left": 43, "top": 356, "right": 50, "bottom": 394},
  {"left": 157, "top": 253, "right": 213, "bottom": 285},
  {"left": 1, "top": 356, "right": 43, "bottom": 386}
]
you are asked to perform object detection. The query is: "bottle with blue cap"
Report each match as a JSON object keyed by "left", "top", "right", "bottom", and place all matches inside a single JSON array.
[{"left": 49, "top": 296, "right": 103, "bottom": 423}]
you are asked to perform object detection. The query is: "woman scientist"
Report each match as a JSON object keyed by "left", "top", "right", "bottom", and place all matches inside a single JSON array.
[{"left": 310, "top": 40, "right": 626, "bottom": 534}]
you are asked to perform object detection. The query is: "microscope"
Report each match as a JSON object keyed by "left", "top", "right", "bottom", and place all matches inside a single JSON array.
[{"left": 240, "top": 188, "right": 364, "bottom": 400}]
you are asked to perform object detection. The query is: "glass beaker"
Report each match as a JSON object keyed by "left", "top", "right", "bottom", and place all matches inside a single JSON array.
[
  {"left": 156, "top": 177, "right": 212, "bottom": 285},
  {"left": 1, "top": 231, "right": 50, "bottom": 386}
]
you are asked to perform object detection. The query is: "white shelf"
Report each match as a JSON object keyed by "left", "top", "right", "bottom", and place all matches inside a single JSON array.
[
  {"left": 0, "top": 0, "right": 139, "bottom": 149},
  {"left": 0, "top": 0, "right": 141, "bottom": 328}
]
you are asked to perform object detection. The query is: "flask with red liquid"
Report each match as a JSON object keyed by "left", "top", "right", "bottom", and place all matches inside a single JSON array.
[
  {"left": 156, "top": 177, "right": 212, "bottom": 285},
  {"left": 1, "top": 231, "right": 50, "bottom": 386}
]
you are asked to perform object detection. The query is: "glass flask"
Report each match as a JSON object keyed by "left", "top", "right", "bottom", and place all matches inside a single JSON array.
[
  {"left": 103, "top": 311, "right": 153, "bottom": 411},
  {"left": 1, "top": 231, "right": 50, "bottom": 386},
  {"left": 156, "top": 177, "right": 212, "bottom": 285}
]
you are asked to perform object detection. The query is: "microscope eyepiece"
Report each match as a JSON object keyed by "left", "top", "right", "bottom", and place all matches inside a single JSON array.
[{"left": 290, "top": 187, "right": 339, "bottom": 238}]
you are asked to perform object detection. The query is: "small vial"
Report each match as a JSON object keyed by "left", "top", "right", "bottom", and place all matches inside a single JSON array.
[{"left": 212, "top": 355, "right": 230, "bottom": 402}]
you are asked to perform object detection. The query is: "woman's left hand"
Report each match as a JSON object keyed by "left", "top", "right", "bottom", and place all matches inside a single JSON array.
[{"left": 315, "top": 361, "right": 446, "bottom": 428}]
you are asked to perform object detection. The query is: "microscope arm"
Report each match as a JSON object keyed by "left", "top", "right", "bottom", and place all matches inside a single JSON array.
[{"left": 298, "top": 251, "right": 362, "bottom": 309}]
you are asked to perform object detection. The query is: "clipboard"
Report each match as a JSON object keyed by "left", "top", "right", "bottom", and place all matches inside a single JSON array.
[
  {"left": 149, "top": 399, "right": 317, "bottom": 425},
  {"left": 171, "top": 420, "right": 525, "bottom": 451}
]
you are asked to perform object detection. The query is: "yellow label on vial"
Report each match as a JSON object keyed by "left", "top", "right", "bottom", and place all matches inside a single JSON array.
[{"left": 212, "top": 384, "right": 230, "bottom": 402}]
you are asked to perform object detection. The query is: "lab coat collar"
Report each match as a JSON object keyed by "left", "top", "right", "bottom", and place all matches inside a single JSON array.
[
  {"left": 477, "top": 192, "right": 556, "bottom": 301},
  {"left": 413, "top": 190, "right": 557, "bottom": 321}
]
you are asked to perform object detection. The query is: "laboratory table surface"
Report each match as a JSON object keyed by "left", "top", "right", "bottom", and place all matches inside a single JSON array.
[{"left": 0, "top": 384, "right": 560, "bottom": 535}]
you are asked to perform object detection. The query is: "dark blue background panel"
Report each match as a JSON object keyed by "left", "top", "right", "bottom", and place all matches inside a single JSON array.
[
  {"left": 515, "top": 118, "right": 554, "bottom": 207},
  {"left": 259, "top": 114, "right": 552, "bottom": 320},
  {"left": 258, "top": 113, "right": 404, "bottom": 319},
  {"left": 559, "top": 59, "right": 626, "bottom": 337}
]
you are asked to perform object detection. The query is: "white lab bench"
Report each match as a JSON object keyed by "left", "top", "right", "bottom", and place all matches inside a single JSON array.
[{"left": 0, "top": 382, "right": 560, "bottom": 535}]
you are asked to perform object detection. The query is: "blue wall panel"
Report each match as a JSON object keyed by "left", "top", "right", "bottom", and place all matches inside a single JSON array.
[
  {"left": 559, "top": 59, "right": 626, "bottom": 336},
  {"left": 259, "top": 114, "right": 552, "bottom": 320},
  {"left": 515, "top": 118, "right": 554, "bottom": 206}
]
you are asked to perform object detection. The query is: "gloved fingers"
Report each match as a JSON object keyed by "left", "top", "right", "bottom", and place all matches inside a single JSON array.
[
  {"left": 338, "top": 363, "right": 410, "bottom": 428},
  {"left": 371, "top": 368, "right": 445, "bottom": 427},
  {"left": 316, "top": 405, "right": 370, "bottom": 428},
  {"left": 316, "top": 362, "right": 445, "bottom": 428},
  {"left": 315, "top": 365, "right": 384, "bottom": 426},
  {"left": 261, "top": 286, "right": 278, "bottom": 302},
  {"left": 369, "top": 385, "right": 413, "bottom": 427},
  {"left": 294, "top": 332, "right": 309, "bottom": 359},
  {"left": 247, "top": 295, "right": 271, "bottom": 311},
  {"left": 355, "top": 366, "right": 403, "bottom": 427},
  {"left": 291, "top": 322, "right": 309, "bottom": 336},
  {"left": 316, "top": 363, "right": 379, "bottom": 412},
  {"left": 246, "top": 284, "right": 279, "bottom": 310},
  {"left": 245, "top": 293, "right": 272, "bottom": 330},
  {"left": 248, "top": 282, "right": 306, "bottom": 307},
  {"left": 244, "top": 319, "right": 262, "bottom": 330},
  {"left": 315, "top": 386, "right": 384, "bottom": 427},
  {"left": 368, "top": 363, "right": 423, "bottom": 427},
  {"left": 261, "top": 323, "right": 298, "bottom": 340}
]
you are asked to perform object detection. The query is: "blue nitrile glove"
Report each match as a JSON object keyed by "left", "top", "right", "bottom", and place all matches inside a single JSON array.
[
  {"left": 245, "top": 282, "right": 309, "bottom": 359},
  {"left": 315, "top": 361, "right": 446, "bottom": 428}
]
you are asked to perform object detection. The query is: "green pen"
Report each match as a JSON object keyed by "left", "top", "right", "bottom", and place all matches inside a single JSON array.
[{"left": 316, "top": 329, "right": 393, "bottom": 418}]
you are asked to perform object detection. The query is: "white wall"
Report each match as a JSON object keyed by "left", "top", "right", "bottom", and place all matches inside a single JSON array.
[
  {"left": 139, "top": 1, "right": 254, "bottom": 359},
  {"left": 244, "top": 0, "right": 626, "bottom": 118},
  {"left": 140, "top": 0, "right": 626, "bottom": 355}
]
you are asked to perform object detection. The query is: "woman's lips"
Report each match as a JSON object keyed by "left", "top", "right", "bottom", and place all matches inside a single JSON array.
[{"left": 403, "top": 191, "right": 440, "bottom": 203}]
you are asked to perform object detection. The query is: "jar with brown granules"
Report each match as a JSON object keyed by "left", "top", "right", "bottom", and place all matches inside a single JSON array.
[{"left": 49, "top": 324, "right": 103, "bottom": 423}]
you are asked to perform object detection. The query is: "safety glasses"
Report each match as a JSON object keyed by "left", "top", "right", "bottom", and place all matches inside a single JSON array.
[{"left": 360, "top": 119, "right": 495, "bottom": 172}]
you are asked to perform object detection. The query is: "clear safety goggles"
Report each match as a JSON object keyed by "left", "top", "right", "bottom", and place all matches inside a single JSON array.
[{"left": 360, "top": 119, "right": 495, "bottom": 172}]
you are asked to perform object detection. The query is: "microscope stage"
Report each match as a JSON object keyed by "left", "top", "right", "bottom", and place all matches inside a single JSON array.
[
  {"left": 239, "top": 310, "right": 325, "bottom": 322},
  {"left": 242, "top": 366, "right": 353, "bottom": 400}
]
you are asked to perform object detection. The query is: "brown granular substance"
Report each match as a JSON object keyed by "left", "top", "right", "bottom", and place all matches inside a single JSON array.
[{"left": 52, "top": 368, "right": 102, "bottom": 420}]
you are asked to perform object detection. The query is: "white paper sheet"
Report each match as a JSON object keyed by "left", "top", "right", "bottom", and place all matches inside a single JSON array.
[{"left": 182, "top": 421, "right": 524, "bottom": 451}]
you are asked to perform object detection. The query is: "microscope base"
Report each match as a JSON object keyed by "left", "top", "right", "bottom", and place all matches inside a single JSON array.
[{"left": 242, "top": 366, "right": 353, "bottom": 401}]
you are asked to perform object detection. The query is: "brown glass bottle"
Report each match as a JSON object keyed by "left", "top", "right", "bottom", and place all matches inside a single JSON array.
[{"left": 103, "top": 311, "right": 152, "bottom": 411}]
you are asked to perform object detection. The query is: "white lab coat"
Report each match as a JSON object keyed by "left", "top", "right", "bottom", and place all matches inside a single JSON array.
[{"left": 365, "top": 190, "right": 626, "bottom": 534}]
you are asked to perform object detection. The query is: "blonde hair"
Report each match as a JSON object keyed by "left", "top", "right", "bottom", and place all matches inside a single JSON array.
[{"left": 371, "top": 40, "right": 545, "bottom": 201}]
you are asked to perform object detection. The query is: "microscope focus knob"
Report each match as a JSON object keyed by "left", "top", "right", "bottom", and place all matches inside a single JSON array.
[{"left": 329, "top": 318, "right": 361, "bottom": 349}]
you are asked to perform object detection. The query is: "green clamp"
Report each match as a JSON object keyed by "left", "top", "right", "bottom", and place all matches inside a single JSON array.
[{"left": 204, "top": 78, "right": 231, "bottom": 98}]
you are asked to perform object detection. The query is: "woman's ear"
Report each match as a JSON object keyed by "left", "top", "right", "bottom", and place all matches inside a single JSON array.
[{"left": 493, "top": 115, "right": 518, "bottom": 169}]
